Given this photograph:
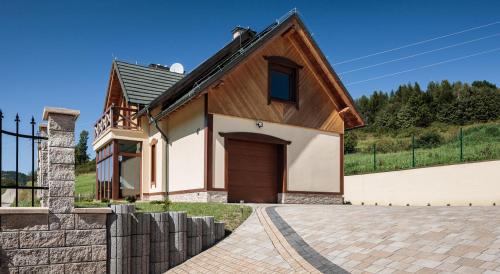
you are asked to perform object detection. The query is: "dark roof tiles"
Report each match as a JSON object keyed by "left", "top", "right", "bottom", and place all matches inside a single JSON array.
[{"left": 114, "top": 60, "right": 184, "bottom": 105}]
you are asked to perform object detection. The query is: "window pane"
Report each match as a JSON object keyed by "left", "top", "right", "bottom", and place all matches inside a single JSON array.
[
  {"left": 120, "top": 155, "right": 141, "bottom": 198},
  {"left": 119, "top": 140, "right": 141, "bottom": 154},
  {"left": 271, "top": 70, "right": 291, "bottom": 101},
  {"left": 109, "top": 157, "right": 113, "bottom": 198}
]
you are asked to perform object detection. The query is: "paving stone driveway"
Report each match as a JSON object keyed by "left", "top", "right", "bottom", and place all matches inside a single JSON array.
[{"left": 168, "top": 205, "right": 500, "bottom": 273}]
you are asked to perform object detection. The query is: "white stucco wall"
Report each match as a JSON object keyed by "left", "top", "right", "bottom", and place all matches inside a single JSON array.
[
  {"left": 212, "top": 114, "right": 341, "bottom": 192},
  {"left": 141, "top": 98, "right": 206, "bottom": 195},
  {"left": 163, "top": 98, "right": 206, "bottom": 192},
  {"left": 344, "top": 160, "right": 500, "bottom": 206},
  {"left": 142, "top": 128, "right": 167, "bottom": 195}
]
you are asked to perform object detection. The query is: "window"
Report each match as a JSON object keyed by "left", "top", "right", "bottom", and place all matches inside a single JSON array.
[
  {"left": 150, "top": 139, "right": 157, "bottom": 187},
  {"left": 266, "top": 56, "right": 302, "bottom": 107}
]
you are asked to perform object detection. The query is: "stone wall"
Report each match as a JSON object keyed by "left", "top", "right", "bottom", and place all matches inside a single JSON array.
[
  {"left": 0, "top": 107, "right": 111, "bottom": 273},
  {"left": 168, "top": 191, "right": 343, "bottom": 204},
  {"left": 167, "top": 191, "right": 228, "bottom": 203},
  {"left": 278, "top": 193, "right": 343, "bottom": 204},
  {"left": 107, "top": 205, "right": 225, "bottom": 274},
  {"left": 0, "top": 210, "right": 108, "bottom": 273}
]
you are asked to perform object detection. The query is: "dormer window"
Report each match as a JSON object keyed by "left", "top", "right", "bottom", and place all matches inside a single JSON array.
[{"left": 265, "top": 56, "right": 302, "bottom": 107}]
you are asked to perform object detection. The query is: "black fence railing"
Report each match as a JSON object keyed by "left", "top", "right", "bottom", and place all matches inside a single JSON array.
[{"left": 0, "top": 111, "right": 48, "bottom": 207}]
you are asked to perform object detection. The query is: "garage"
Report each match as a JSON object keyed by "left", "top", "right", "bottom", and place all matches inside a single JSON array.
[{"left": 226, "top": 139, "right": 280, "bottom": 203}]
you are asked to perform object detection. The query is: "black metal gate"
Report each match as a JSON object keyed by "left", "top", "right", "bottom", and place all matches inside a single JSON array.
[{"left": 0, "top": 111, "right": 48, "bottom": 207}]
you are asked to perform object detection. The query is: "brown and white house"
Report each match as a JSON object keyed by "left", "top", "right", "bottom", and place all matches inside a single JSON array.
[{"left": 92, "top": 12, "right": 364, "bottom": 204}]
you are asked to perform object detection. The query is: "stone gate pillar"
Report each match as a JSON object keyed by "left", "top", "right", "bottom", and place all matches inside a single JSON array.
[
  {"left": 42, "top": 107, "right": 79, "bottom": 213},
  {"left": 38, "top": 124, "right": 49, "bottom": 207}
]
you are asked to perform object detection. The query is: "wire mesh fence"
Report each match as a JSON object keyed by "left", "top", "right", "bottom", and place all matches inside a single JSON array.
[{"left": 345, "top": 123, "right": 500, "bottom": 175}]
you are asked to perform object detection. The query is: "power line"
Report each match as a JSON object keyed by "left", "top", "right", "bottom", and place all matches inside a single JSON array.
[
  {"left": 334, "top": 20, "right": 500, "bottom": 66},
  {"left": 345, "top": 47, "right": 500, "bottom": 86},
  {"left": 338, "top": 32, "right": 500, "bottom": 76}
]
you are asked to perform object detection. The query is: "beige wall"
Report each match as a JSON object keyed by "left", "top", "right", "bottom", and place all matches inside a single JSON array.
[
  {"left": 141, "top": 123, "right": 167, "bottom": 196},
  {"left": 345, "top": 160, "right": 500, "bottom": 206},
  {"left": 106, "top": 97, "right": 206, "bottom": 198},
  {"left": 212, "top": 114, "right": 341, "bottom": 192},
  {"left": 160, "top": 97, "right": 206, "bottom": 192}
]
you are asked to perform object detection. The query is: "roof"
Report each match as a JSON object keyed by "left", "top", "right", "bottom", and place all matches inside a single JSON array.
[
  {"left": 113, "top": 60, "right": 184, "bottom": 105},
  {"left": 136, "top": 10, "right": 365, "bottom": 129}
]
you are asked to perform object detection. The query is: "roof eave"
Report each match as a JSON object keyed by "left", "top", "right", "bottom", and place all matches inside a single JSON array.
[{"left": 292, "top": 16, "right": 365, "bottom": 128}]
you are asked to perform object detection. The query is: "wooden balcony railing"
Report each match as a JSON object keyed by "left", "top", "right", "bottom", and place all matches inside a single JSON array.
[{"left": 94, "top": 105, "right": 141, "bottom": 139}]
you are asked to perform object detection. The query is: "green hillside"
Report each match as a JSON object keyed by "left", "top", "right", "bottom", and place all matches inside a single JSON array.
[
  {"left": 345, "top": 80, "right": 500, "bottom": 175},
  {"left": 345, "top": 122, "right": 500, "bottom": 175}
]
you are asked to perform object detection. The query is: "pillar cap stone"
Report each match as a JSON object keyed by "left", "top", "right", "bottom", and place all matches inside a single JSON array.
[{"left": 43, "top": 107, "right": 80, "bottom": 120}]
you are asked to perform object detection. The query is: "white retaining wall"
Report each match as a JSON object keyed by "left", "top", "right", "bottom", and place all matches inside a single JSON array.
[{"left": 344, "top": 160, "right": 500, "bottom": 206}]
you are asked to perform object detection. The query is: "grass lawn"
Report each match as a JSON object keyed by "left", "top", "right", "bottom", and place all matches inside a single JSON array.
[
  {"left": 75, "top": 173, "right": 95, "bottom": 195},
  {"left": 75, "top": 200, "right": 252, "bottom": 232}
]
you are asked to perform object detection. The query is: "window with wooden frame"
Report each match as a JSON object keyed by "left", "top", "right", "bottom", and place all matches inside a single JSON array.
[
  {"left": 150, "top": 139, "right": 158, "bottom": 187},
  {"left": 265, "top": 56, "right": 303, "bottom": 108}
]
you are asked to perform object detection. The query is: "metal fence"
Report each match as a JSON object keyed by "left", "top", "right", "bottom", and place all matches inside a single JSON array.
[
  {"left": 344, "top": 123, "right": 500, "bottom": 175},
  {"left": 0, "top": 111, "right": 48, "bottom": 207}
]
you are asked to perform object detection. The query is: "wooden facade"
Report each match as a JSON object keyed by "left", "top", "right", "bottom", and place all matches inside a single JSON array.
[{"left": 206, "top": 18, "right": 361, "bottom": 134}]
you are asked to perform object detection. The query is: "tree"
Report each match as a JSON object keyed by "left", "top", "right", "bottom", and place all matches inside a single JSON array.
[
  {"left": 75, "top": 130, "right": 89, "bottom": 165},
  {"left": 344, "top": 132, "right": 358, "bottom": 154}
]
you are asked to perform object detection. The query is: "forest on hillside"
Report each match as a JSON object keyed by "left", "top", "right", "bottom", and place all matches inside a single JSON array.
[
  {"left": 344, "top": 80, "right": 500, "bottom": 174},
  {"left": 354, "top": 80, "right": 500, "bottom": 132}
]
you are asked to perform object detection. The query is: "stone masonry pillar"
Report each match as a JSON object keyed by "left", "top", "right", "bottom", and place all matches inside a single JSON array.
[
  {"left": 42, "top": 107, "right": 79, "bottom": 213},
  {"left": 38, "top": 124, "right": 49, "bottom": 207}
]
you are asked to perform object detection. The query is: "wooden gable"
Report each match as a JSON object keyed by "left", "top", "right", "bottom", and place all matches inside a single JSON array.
[
  {"left": 207, "top": 19, "right": 354, "bottom": 134},
  {"left": 103, "top": 66, "right": 126, "bottom": 112}
]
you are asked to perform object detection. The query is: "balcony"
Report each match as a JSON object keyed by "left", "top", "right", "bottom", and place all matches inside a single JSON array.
[{"left": 94, "top": 105, "right": 141, "bottom": 140}]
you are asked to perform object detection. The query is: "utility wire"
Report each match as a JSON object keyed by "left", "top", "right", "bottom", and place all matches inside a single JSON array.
[
  {"left": 338, "top": 32, "right": 500, "bottom": 76},
  {"left": 334, "top": 21, "right": 500, "bottom": 66},
  {"left": 345, "top": 47, "right": 500, "bottom": 86}
]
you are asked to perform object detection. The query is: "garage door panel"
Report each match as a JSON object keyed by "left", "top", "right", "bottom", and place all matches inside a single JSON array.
[
  {"left": 229, "top": 159, "right": 277, "bottom": 173},
  {"left": 229, "top": 142, "right": 276, "bottom": 154},
  {"left": 227, "top": 139, "right": 279, "bottom": 203},
  {"left": 229, "top": 174, "right": 278, "bottom": 187}
]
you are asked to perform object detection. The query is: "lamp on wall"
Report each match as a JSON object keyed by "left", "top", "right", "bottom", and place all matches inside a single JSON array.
[{"left": 256, "top": 120, "right": 264, "bottom": 128}]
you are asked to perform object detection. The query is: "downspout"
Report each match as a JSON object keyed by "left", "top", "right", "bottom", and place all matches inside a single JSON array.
[
  {"left": 145, "top": 107, "right": 169, "bottom": 201},
  {"left": 146, "top": 107, "right": 169, "bottom": 143}
]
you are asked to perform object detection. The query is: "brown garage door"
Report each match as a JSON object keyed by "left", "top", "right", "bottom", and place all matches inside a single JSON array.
[{"left": 227, "top": 139, "right": 279, "bottom": 203}]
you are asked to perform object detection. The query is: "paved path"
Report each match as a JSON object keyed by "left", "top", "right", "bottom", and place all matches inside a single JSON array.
[{"left": 168, "top": 205, "right": 500, "bottom": 273}]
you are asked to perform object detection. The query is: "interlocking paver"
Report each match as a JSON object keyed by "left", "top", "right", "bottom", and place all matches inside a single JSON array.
[{"left": 167, "top": 205, "right": 500, "bottom": 273}]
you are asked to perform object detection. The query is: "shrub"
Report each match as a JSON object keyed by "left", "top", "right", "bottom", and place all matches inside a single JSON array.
[
  {"left": 125, "top": 196, "right": 137, "bottom": 203},
  {"left": 485, "top": 126, "right": 500, "bottom": 137},
  {"left": 150, "top": 200, "right": 163, "bottom": 205},
  {"left": 415, "top": 131, "right": 443, "bottom": 149},
  {"left": 369, "top": 138, "right": 411, "bottom": 153},
  {"left": 162, "top": 198, "right": 172, "bottom": 211},
  {"left": 75, "top": 159, "right": 96, "bottom": 175},
  {"left": 344, "top": 132, "right": 358, "bottom": 154},
  {"left": 101, "top": 198, "right": 110, "bottom": 203}
]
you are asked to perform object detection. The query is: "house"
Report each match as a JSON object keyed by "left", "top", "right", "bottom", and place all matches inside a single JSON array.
[{"left": 92, "top": 12, "right": 364, "bottom": 204}]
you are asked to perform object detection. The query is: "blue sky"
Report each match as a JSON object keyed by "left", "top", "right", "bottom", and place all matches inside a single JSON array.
[{"left": 1, "top": 0, "right": 500, "bottom": 172}]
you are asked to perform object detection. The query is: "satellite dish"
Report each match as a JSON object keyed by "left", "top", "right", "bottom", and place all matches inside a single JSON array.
[{"left": 170, "top": 63, "right": 184, "bottom": 74}]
